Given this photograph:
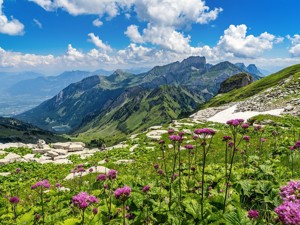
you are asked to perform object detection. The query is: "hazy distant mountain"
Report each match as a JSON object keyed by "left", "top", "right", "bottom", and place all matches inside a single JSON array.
[
  {"left": 7, "top": 70, "right": 96, "bottom": 97},
  {"left": 17, "top": 56, "right": 259, "bottom": 143},
  {"left": 0, "top": 71, "right": 44, "bottom": 91}
]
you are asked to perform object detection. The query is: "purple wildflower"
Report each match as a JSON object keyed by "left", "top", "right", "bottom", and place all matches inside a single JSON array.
[
  {"left": 168, "top": 129, "right": 175, "bottom": 134},
  {"left": 114, "top": 186, "right": 131, "bottom": 201},
  {"left": 153, "top": 163, "right": 159, "bottom": 170},
  {"left": 178, "top": 131, "right": 185, "bottom": 137},
  {"left": 97, "top": 174, "right": 107, "bottom": 181},
  {"left": 15, "top": 168, "right": 21, "bottom": 173},
  {"left": 31, "top": 180, "right": 50, "bottom": 190},
  {"left": 248, "top": 210, "right": 259, "bottom": 220},
  {"left": 9, "top": 196, "right": 19, "bottom": 204},
  {"left": 184, "top": 144, "right": 194, "bottom": 149},
  {"left": 194, "top": 128, "right": 216, "bottom": 136},
  {"left": 92, "top": 207, "right": 98, "bottom": 215},
  {"left": 222, "top": 136, "right": 232, "bottom": 141},
  {"left": 142, "top": 185, "right": 150, "bottom": 193},
  {"left": 169, "top": 135, "right": 182, "bottom": 142},
  {"left": 275, "top": 201, "right": 300, "bottom": 225},
  {"left": 107, "top": 169, "right": 117, "bottom": 180},
  {"left": 72, "top": 192, "right": 98, "bottom": 209},
  {"left": 243, "top": 136, "right": 250, "bottom": 142}
]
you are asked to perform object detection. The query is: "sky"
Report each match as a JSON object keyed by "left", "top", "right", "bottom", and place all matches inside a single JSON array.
[{"left": 0, "top": 0, "right": 300, "bottom": 75}]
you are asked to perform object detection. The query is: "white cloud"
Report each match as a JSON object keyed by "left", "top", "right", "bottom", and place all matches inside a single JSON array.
[
  {"left": 88, "top": 33, "right": 112, "bottom": 52},
  {"left": 33, "top": 18, "right": 43, "bottom": 29},
  {"left": 30, "top": 0, "right": 135, "bottom": 17},
  {"left": 28, "top": 0, "right": 55, "bottom": 11},
  {"left": 0, "top": 0, "right": 24, "bottom": 35},
  {"left": 92, "top": 18, "right": 103, "bottom": 27},
  {"left": 134, "top": 0, "right": 222, "bottom": 27},
  {"left": 124, "top": 25, "right": 143, "bottom": 43},
  {"left": 287, "top": 34, "right": 300, "bottom": 57},
  {"left": 216, "top": 24, "right": 276, "bottom": 58}
]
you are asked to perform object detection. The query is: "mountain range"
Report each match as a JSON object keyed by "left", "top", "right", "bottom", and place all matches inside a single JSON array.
[{"left": 15, "top": 56, "right": 263, "bottom": 144}]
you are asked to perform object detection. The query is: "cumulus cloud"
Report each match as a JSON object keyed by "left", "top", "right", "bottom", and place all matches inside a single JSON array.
[
  {"left": 134, "top": 0, "right": 222, "bottom": 27},
  {"left": 287, "top": 34, "right": 300, "bottom": 57},
  {"left": 92, "top": 18, "right": 103, "bottom": 27},
  {"left": 30, "top": 0, "right": 134, "bottom": 17},
  {"left": 88, "top": 33, "right": 112, "bottom": 52},
  {"left": 216, "top": 24, "right": 276, "bottom": 58},
  {"left": 0, "top": 0, "right": 24, "bottom": 35}
]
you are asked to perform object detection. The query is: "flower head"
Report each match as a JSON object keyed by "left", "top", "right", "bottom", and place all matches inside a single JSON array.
[
  {"left": 178, "top": 131, "right": 185, "bottom": 137},
  {"left": 226, "top": 119, "right": 241, "bottom": 127},
  {"left": 92, "top": 207, "right": 98, "bottom": 215},
  {"left": 114, "top": 186, "right": 131, "bottom": 201},
  {"left": 194, "top": 128, "right": 216, "bottom": 136},
  {"left": 153, "top": 163, "right": 159, "bottom": 170},
  {"left": 241, "top": 123, "right": 249, "bottom": 129},
  {"left": 168, "top": 129, "right": 175, "bottom": 134},
  {"left": 15, "top": 168, "right": 21, "bottom": 173},
  {"left": 142, "top": 185, "right": 150, "bottom": 193},
  {"left": 9, "top": 196, "right": 19, "bottom": 204},
  {"left": 275, "top": 201, "right": 300, "bottom": 225},
  {"left": 184, "top": 144, "right": 194, "bottom": 150},
  {"left": 169, "top": 135, "right": 182, "bottom": 142},
  {"left": 31, "top": 180, "right": 50, "bottom": 190},
  {"left": 72, "top": 192, "right": 98, "bottom": 210},
  {"left": 243, "top": 136, "right": 250, "bottom": 142},
  {"left": 222, "top": 136, "right": 232, "bottom": 142},
  {"left": 97, "top": 174, "right": 107, "bottom": 181},
  {"left": 248, "top": 210, "right": 259, "bottom": 220},
  {"left": 107, "top": 169, "right": 117, "bottom": 180}
]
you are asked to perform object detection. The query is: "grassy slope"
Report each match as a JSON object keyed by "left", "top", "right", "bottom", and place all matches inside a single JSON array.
[
  {"left": 73, "top": 86, "right": 204, "bottom": 144},
  {"left": 201, "top": 64, "right": 300, "bottom": 108}
]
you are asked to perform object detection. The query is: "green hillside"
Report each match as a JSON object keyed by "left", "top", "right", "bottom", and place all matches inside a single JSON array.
[
  {"left": 201, "top": 63, "right": 300, "bottom": 108},
  {"left": 74, "top": 85, "right": 204, "bottom": 145}
]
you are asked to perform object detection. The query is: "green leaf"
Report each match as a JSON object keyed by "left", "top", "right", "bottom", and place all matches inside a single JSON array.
[
  {"left": 182, "top": 198, "right": 201, "bottom": 219},
  {"left": 60, "top": 218, "right": 81, "bottom": 225}
]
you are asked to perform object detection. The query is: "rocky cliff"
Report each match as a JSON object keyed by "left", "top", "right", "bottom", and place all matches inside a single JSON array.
[{"left": 218, "top": 72, "right": 253, "bottom": 93}]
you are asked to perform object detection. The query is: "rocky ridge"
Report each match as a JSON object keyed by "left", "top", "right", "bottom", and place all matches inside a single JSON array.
[
  {"left": 235, "top": 76, "right": 300, "bottom": 116},
  {"left": 0, "top": 140, "right": 98, "bottom": 165}
]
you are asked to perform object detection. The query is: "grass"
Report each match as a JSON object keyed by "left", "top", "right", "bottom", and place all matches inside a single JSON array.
[{"left": 200, "top": 64, "right": 300, "bottom": 108}]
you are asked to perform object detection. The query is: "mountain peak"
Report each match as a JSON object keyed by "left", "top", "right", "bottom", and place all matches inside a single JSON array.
[{"left": 180, "top": 56, "right": 206, "bottom": 69}]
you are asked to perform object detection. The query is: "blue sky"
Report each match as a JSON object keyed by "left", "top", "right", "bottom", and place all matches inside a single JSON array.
[{"left": 0, "top": 0, "right": 300, "bottom": 75}]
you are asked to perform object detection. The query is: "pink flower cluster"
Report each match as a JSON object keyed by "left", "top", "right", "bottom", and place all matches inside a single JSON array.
[
  {"left": 194, "top": 128, "right": 216, "bottom": 136},
  {"left": 72, "top": 192, "right": 98, "bottom": 209},
  {"left": 114, "top": 186, "right": 131, "bottom": 201},
  {"left": 279, "top": 180, "right": 300, "bottom": 203},
  {"left": 275, "top": 180, "right": 300, "bottom": 225},
  {"left": 275, "top": 201, "right": 300, "bottom": 225},
  {"left": 226, "top": 119, "right": 244, "bottom": 127},
  {"left": 169, "top": 135, "right": 182, "bottom": 142},
  {"left": 31, "top": 180, "right": 51, "bottom": 189}
]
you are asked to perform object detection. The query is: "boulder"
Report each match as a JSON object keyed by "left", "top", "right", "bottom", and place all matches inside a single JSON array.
[
  {"left": 52, "top": 149, "right": 68, "bottom": 155},
  {"left": 68, "top": 144, "right": 84, "bottom": 152},
  {"left": 218, "top": 73, "right": 253, "bottom": 94}
]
